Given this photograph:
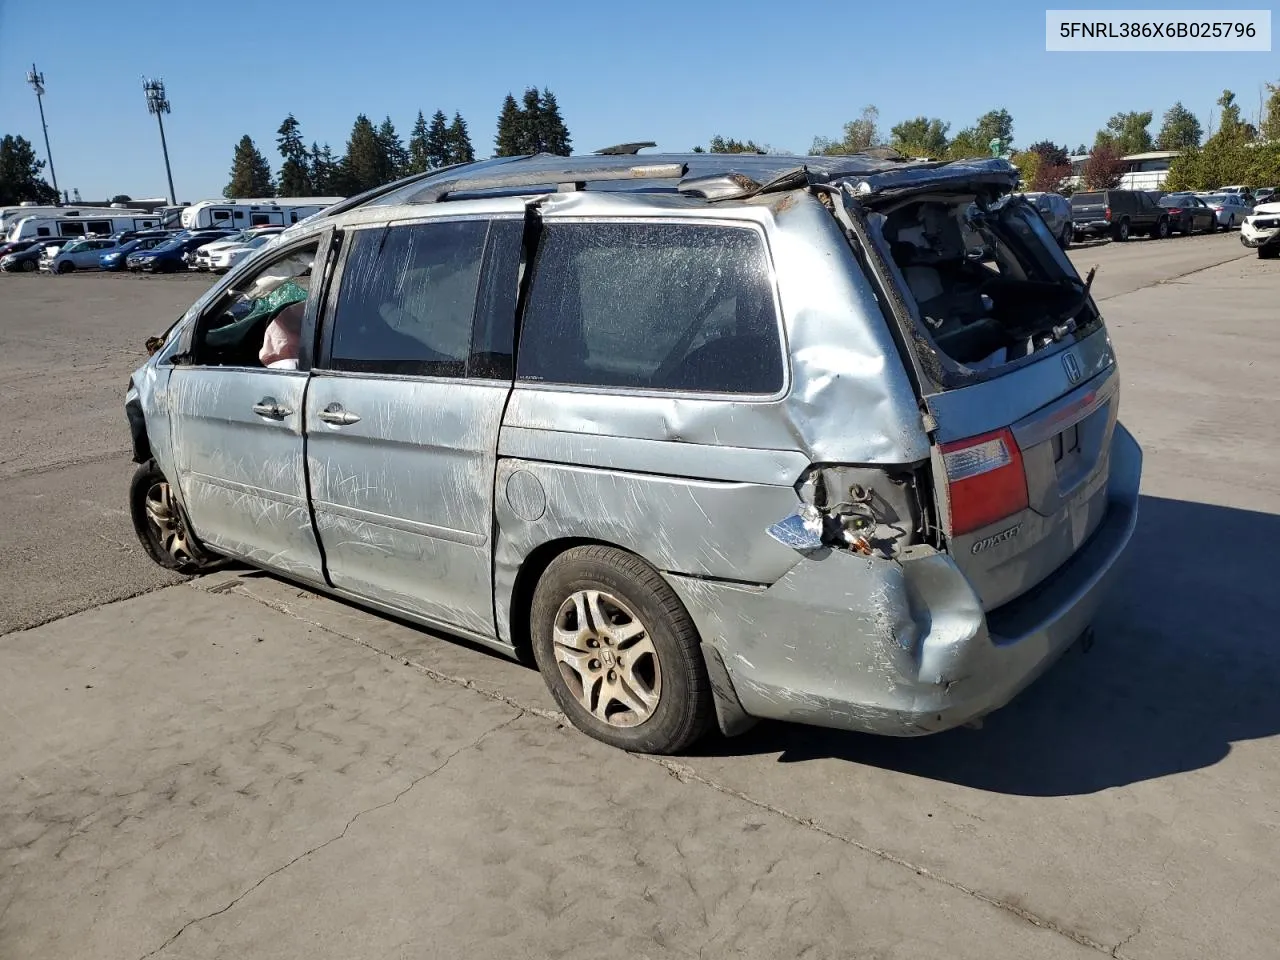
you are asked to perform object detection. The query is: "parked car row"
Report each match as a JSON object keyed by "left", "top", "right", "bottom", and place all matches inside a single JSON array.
[
  {"left": 0, "top": 225, "right": 284, "bottom": 274},
  {"left": 1065, "top": 187, "right": 1268, "bottom": 244}
]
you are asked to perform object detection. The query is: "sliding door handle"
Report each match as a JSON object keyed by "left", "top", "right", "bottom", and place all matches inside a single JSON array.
[{"left": 317, "top": 402, "right": 361, "bottom": 426}]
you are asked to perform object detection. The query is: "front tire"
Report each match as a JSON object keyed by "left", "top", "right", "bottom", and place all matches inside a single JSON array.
[
  {"left": 530, "top": 545, "right": 714, "bottom": 754},
  {"left": 56, "top": 260, "right": 74, "bottom": 274},
  {"left": 1260, "top": 245, "right": 1280, "bottom": 260},
  {"left": 21, "top": 259, "right": 36, "bottom": 272},
  {"left": 129, "top": 461, "right": 217, "bottom": 573}
]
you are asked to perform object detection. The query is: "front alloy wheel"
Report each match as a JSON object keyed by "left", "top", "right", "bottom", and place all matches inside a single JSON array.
[{"left": 129, "top": 461, "right": 217, "bottom": 573}]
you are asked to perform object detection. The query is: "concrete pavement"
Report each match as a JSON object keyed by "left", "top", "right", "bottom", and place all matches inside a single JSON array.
[{"left": 1, "top": 578, "right": 1093, "bottom": 960}]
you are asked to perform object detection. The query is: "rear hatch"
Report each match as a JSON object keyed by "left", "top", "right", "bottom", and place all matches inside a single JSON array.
[
  {"left": 1069, "top": 191, "right": 1107, "bottom": 223},
  {"left": 838, "top": 161, "right": 1117, "bottom": 611}
]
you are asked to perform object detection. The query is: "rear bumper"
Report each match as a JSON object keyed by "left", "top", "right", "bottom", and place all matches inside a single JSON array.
[
  {"left": 1073, "top": 220, "right": 1111, "bottom": 235},
  {"left": 668, "top": 424, "right": 1143, "bottom": 737}
]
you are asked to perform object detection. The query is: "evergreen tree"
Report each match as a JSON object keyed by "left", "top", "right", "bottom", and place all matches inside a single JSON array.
[
  {"left": 308, "top": 142, "right": 338, "bottom": 194},
  {"left": 520, "top": 87, "right": 545, "bottom": 153},
  {"left": 540, "top": 88, "right": 572, "bottom": 155},
  {"left": 1156, "top": 102, "right": 1203, "bottom": 151},
  {"left": 446, "top": 113, "right": 476, "bottom": 164},
  {"left": 407, "top": 110, "right": 430, "bottom": 174},
  {"left": 426, "top": 110, "right": 451, "bottom": 168},
  {"left": 0, "top": 134, "right": 58, "bottom": 205},
  {"left": 276, "top": 114, "right": 312, "bottom": 196},
  {"left": 495, "top": 94, "right": 523, "bottom": 157},
  {"left": 339, "top": 113, "right": 391, "bottom": 194},
  {"left": 377, "top": 115, "right": 409, "bottom": 180},
  {"left": 224, "top": 134, "right": 274, "bottom": 199}
]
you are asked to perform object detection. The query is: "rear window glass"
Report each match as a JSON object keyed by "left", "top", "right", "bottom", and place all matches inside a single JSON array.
[
  {"left": 1071, "top": 192, "right": 1103, "bottom": 205},
  {"left": 518, "top": 222, "right": 783, "bottom": 395}
]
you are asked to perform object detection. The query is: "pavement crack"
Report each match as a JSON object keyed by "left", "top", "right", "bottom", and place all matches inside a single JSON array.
[
  {"left": 642, "top": 756, "right": 1113, "bottom": 956},
  {"left": 134, "top": 713, "right": 521, "bottom": 959},
  {"left": 1095, "top": 249, "right": 1251, "bottom": 301}
]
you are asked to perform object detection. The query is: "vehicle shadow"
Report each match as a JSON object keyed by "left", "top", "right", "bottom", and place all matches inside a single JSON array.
[{"left": 701, "top": 494, "right": 1280, "bottom": 796}]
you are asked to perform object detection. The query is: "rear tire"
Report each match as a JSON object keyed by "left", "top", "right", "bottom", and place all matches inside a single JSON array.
[
  {"left": 1112, "top": 219, "right": 1130, "bottom": 242},
  {"left": 129, "top": 461, "right": 217, "bottom": 573},
  {"left": 1153, "top": 218, "right": 1170, "bottom": 240},
  {"left": 530, "top": 545, "right": 714, "bottom": 754}
]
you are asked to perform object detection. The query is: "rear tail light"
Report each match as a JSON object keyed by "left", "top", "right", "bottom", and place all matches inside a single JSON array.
[
  {"left": 1104, "top": 206, "right": 1112, "bottom": 220},
  {"left": 941, "top": 428, "right": 1029, "bottom": 536}
]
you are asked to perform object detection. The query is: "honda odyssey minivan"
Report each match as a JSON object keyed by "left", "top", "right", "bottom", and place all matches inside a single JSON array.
[{"left": 125, "top": 152, "right": 1141, "bottom": 754}]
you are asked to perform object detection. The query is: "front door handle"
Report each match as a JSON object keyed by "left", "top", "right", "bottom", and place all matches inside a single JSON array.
[
  {"left": 317, "top": 402, "right": 361, "bottom": 426},
  {"left": 252, "top": 397, "right": 291, "bottom": 419}
]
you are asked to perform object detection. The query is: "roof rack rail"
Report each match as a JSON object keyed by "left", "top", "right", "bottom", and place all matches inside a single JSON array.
[
  {"left": 594, "top": 141, "right": 657, "bottom": 156},
  {"left": 408, "top": 161, "right": 688, "bottom": 203}
]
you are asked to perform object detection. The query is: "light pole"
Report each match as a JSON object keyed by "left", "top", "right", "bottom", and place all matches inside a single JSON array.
[
  {"left": 25, "top": 64, "right": 59, "bottom": 200},
  {"left": 142, "top": 77, "right": 176, "bottom": 205}
]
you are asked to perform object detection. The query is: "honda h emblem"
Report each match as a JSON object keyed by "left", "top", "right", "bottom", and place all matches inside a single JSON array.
[{"left": 1062, "top": 351, "right": 1082, "bottom": 384}]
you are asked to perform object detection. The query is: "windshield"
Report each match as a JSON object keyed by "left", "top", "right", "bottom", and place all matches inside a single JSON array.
[
  {"left": 59, "top": 240, "right": 88, "bottom": 253},
  {"left": 152, "top": 239, "right": 183, "bottom": 253}
]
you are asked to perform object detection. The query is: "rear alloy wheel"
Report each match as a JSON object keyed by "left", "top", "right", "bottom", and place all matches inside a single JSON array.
[
  {"left": 1153, "top": 218, "right": 1170, "bottom": 240},
  {"left": 530, "top": 545, "right": 713, "bottom": 754},
  {"left": 129, "top": 461, "right": 217, "bottom": 573},
  {"left": 1113, "top": 219, "right": 1130, "bottom": 242}
]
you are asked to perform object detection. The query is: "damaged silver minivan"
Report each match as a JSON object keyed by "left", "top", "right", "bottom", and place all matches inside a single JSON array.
[{"left": 125, "top": 153, "right": 1141, "bottom": 754}]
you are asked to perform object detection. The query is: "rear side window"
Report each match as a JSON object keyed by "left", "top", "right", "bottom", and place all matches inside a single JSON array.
[
  {"left": 518, "top": 222, "right": 783, "bottom": 395},
  {"left": 327, "top": 220, "right": 487, "bottom": 377}
]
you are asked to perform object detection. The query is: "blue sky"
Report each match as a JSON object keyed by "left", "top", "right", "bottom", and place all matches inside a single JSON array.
[{"left": 1, "top": 0, "right": 1275, "bottom": 201}]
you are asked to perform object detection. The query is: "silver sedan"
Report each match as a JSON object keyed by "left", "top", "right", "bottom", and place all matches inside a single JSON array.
[{"left": 1196, "top": 193, "right": 1254, "bottom": 229}]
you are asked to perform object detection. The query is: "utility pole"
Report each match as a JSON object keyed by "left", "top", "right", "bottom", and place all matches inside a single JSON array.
[
  {"left": 142, "top": 77, "right": 176, "bottom": 205},
  {"left": 25, "top": 64, "right": 59, "bottom": 200}
]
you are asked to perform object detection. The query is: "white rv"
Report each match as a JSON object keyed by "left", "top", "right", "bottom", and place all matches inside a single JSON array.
[
  {"left": 5, "top": 212, "right": 164, "bottom": 243},
  {"left": 0, "top": 204, "right": 145, "bottom": 236},
  {"left": 179, "top": 197, "right": 343, "bottom": 230}
]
